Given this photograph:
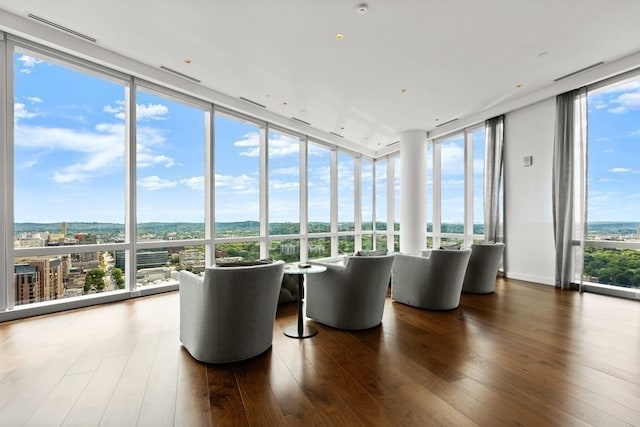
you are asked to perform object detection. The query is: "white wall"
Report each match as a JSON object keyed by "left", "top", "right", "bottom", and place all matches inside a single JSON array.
[{"left": 504, "top": 98, "right": 556, "bottom": 286}]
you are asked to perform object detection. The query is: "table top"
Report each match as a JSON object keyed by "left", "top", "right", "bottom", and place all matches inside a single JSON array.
[{"left": 283, "top": 264, "right": 327, "bottom": 275}]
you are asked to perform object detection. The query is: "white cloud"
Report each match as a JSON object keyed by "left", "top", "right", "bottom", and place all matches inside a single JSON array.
[
  {"left": 268, "top": 134, "right": 299, "bottom": 157},
  {"left": 103, "top": 101, "right": 169, "bottom": 121},
  {"left": 104, "top": 101, "right": 125, "bottom": 120},
  {"left": 231, "top": 133, "right": 260, "bottom": 157},
  {"left": 137, "top": 103, "right": 169, "bottom": 121},
  {"left": 609, "top": 167, "right": 631, "bottom": 173},
  {"left": 270, "top": 180, "right": 299, "bottom": 191},
  {"left": 215, "top": 173, "right": 258, "bottom": 193},
  {"left": 180, "top": 176, "right": 205, "bottom": 192},
  {"left": 138, "top": 175, "right": 178, "bottom": 190},
  {"left": 441, "top": 141, "right": 465, "bottom": 176},
  {"left": 17, "top": 55, "right": 43, "bottom": 74},
  {"left": 232, "top": 132, "right": 300, "bottom": 158},
  {"left": 14, "top": 103, "right": 38, "bottom": 120},
  {"left": 15, "top": 122, "right": 125, "bottom": 183},
  {"left": 26, "top": 96, "right": 42, "bottom": 103},
  {"left": 608, "top": 92, "right": 640, "bottom": 114},
  {"left": 272, "top": 166, "right": 299, "bottom": 176}
]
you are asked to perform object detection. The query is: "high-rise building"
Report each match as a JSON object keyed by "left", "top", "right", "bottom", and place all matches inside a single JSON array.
[{"left": 13, "top": 258, "right": 64, "bottom": 305}]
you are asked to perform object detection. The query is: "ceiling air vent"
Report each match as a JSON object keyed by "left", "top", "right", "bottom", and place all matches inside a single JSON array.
[
  {"left": 554, "top": 62, "right": 605, "bottom": 82},
  {"left": 329, "top": 132, "right": 344, "bottom": 138},
  {"left": 28, "top": 14, "right": 97, "bottom": 42},
  {"left": 159, "top": 66, "right": 201, "bottom": 83},
  {"left": 290, "top": 117, "right": 311, "bottom": 126},
  {"left": 386, "top": 140, "right": 400, "bottom": 147},
  {"left": 435, "top": 118, "right": 458, "bottom": 128},
  {"left": 239, "top": 97, "right": 267, "bottom": 109}
]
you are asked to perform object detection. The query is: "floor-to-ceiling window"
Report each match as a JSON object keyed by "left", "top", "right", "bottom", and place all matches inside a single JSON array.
[
  {"left": 361, "top": 158, "right": 374, "bottom": 250},
  {"left": 307, "top": 142, "right": 332, "bottom": 259},
  {"left": 213, "top": 112, "right": 262, "bottom": 261},
  {"left": 584, "top": 72, "right": 640, "bottom": 293},
  {"left": 430, "top": 126, "right": 485, "bottom": 249},
  {"left": 135, "top": 85, "right": 207, "bottom": 287},
  {"left": 471, "top": 127, "right": 486, "bottom": 244},
  {"left": 268, "top": 128, "right": 301, "bottom": 262},
  {"left": 374, "top": 158, "right": 388, "bottom": 251},
  {"left": 438, "top": 133, "right": 465, "bottom": 247},
  {"left": 338, "top": 151, "right": 355, "bottom": 254},
  {"left": 12, "top": 45, "right": 129, "bottom": 305}
]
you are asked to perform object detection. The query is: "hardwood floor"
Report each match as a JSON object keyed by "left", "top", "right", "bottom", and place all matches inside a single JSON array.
[{"left": 0, "top": 278, "right": 639, "bottom": 426}]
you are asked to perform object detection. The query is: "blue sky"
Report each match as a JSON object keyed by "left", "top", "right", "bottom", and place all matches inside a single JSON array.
[
  {"left": 15, "top": 49, "right": 638, "bottom": 227},
  {"left": 588, "top": 78, "right": 640, "bottom": 222}
]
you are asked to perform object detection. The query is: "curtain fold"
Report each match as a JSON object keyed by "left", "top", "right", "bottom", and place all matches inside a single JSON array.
[
  {"left": 552, "top": 88, "right": 588, "bottom": 290},
  {"left": 484, "top": 115, "right": 504, "bottom": 243}
]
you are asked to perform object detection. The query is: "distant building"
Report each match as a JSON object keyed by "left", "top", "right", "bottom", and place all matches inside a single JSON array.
[
  {"left": 116, "top": 250, "right": 168, "bottom": 271},
  {"left": 13, "top": 257, "right": 64, "bottom": 305}
]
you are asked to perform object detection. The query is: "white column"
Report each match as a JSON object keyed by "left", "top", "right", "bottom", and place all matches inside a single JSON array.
[{"left": 400, "top": 130, "right": 427, "bottom": 254}]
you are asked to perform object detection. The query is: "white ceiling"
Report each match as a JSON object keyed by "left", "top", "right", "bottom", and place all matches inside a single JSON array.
[{"left": 1, "top": 0, "right": 640, "bottom": 154}]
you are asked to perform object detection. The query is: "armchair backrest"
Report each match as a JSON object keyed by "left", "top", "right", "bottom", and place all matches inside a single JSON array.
[
  {"left": 392, "top": 249, "right": 471, "bottom": 310},
  {"left": 179, "top": 260, "right": 284, "bottom": 363},
  {"left": 462, "top": 243, "right": 505, "bottom": 293}
]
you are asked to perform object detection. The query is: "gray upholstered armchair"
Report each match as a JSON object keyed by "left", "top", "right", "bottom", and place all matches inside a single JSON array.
[
  {"left": 462, "top": 242, "right": 505, "bottom": 294},
  {"left": 305, "top": 254, "right": 395, "bottom": 330},
  {"left": 179, "top": 261, "right": 284, "bottom": 363},
  {"left": 391, "top": 249, "right": 471, "bottom": 310}
]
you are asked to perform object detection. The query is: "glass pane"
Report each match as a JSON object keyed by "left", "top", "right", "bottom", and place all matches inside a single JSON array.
[
  {"left": 308, "top": 143, "right": 331, "bottom": 233},
  {"left": 375, "top": 159, "right": 387, "bottom": 231},
  {"left": 14, "top": 50, "right": 126, "bottom": 243},
  {"left": 583, "top": 247, "right": 640, "bottom": 289},
  {"left": 585, "top": 76, "right": 640, "bottom": 289},
  {"left": 269, "top": 239, "right": 300, "bottom": 263},
  {"left": 14, "top": 250, "right": 124, "bottom": 306},
  {"left": 215, "top": 242, "right": 260, "bottom": 261},
  {"left": 426, "top": 143, "right": 433, "bottom": 235},
  {"left": 338, "top": 153, "right": 355, "bottom": 231},
  {"left": 362, "top": 159, "right": 374, "bottom": 231},
  {"left": 214, "top": 113, "right": 261, "bottom": 237},
  {"left": 338, "top": 235, "right": 355, "bottom": 255},
  {"left": 472, "top": 128, "right": 485, "bottom": 236},
  {"left": 135, "top": 246, "right": 203, "bottom": 287},
  {"left": 394, "top": 156, "right": 401, "bottom": 231},
  {"left": 136, "top": 89, "right": 205, "bottom": 241},
  {"left": 308, "top": 237, "right": 331, "bottom": 260},
  {"left": 376, "top": 234, "right": 387, "bottom": 251},
  {"left": 440, "top": 134, "right": 465, "bottom": 235},
  {"left": 362, "top": 234, "right": 373, "bottom": 251},
  {"left": 269, "top": 130, "right": 300, "bottom": 235},
  {"left": 440, "top": 237, "right": 464, "bottom": 249}
]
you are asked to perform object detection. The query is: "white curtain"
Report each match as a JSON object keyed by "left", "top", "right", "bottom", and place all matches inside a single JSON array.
[
  {"left": 552, "top": 88, "right": 588, "bottom": 290},
  {"left": 484, "top": 115, "right": 504, "bottom": 243}
]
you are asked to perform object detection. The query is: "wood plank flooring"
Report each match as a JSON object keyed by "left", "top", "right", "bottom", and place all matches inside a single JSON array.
[{"left": 0, "top": 278, "right": 639, "bottom": 426}]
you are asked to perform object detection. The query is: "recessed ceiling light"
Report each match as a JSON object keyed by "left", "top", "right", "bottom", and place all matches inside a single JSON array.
[
  {"left": 336, "top": 33, "right": 344, "bottom": 40},
  {"left": 184, "top": 59, "right": 191, "bottom": 64},
  {"left": 435, "top": 118, "right": 439, "bottom": 122},
  {"left": 516, "top": 83, "right": 523, "bottom": 88},
  {"left": 357, "top": 3, "right": 369, "bottom": 14},
  {"left": 283, "top": 101, "right": 288, "bottom": 106},
  {"left": 401, "top": 88, "right": 407, "bottom": 93}
]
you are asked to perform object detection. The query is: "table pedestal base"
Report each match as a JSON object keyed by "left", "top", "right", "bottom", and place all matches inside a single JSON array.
[{"left": 283, "top": 324, "right": 318, "bottom": 339}]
